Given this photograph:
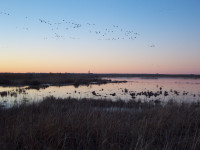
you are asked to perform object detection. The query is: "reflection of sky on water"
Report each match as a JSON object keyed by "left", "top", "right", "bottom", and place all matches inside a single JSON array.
[{"left": 1, "top": 78, "right": 200, "bottom": 107}]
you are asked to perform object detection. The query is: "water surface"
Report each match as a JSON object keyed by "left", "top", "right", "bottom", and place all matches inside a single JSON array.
[{"left": 1, "top": 78, "right": 200, "bottom": 107}]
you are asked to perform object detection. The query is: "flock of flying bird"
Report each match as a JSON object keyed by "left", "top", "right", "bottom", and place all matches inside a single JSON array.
[
  {"left": 0, "top": 10, "right": 155, "bottom": 47},
  {"left": 0, "top": 11, "right": 10, "bottom": 16},
  {"left": 38, "top": 17, "right": 141, "bottom": 41}
]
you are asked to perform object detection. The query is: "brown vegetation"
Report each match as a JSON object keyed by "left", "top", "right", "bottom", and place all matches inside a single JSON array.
[
  {"left": 1, "top": 97, "right": 200, "bottom": 149},
  {"left": 0, "top": 73, "right": 124, "bottom": 88}
]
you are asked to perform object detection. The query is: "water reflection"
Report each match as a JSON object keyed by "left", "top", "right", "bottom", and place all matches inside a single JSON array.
[{"left": 0, "top": 78, "right": 200, "bottom": 107}]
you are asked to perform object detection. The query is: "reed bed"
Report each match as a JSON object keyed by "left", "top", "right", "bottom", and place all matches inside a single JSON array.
[{"left": 0, "top": 97, "right": 200, "bottom": 150}]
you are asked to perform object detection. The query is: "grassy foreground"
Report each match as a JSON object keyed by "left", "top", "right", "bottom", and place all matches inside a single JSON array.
[{"left": 1, "top": 97, "right": 200, "bottom": 150}]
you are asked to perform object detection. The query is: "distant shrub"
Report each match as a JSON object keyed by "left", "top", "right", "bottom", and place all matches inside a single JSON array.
[
  {"left": 30, "top": 81, "right": 41, "bottom": 86},
  {"left": 24, "top": 80, "right": 41, "bottom": 86},
  {"left": 0, "top": 80, "right": 10, "bottom": 85}
]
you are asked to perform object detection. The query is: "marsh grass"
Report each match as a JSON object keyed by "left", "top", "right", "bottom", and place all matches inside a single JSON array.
[
  {"left": 0, "top": 73, "right": 111, "bottom": 87},
  {"left": 1, "top": 97, "right": 200, "bottom": 150}
]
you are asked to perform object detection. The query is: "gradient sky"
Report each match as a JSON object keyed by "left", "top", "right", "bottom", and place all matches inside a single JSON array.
[{"left": 0, "top": 0, "right": 200, "bottom": 74}]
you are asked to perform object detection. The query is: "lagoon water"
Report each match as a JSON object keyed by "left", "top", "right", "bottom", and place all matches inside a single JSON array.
[{"left": 1, "top": 78, "right": 200, "bottom": 107}]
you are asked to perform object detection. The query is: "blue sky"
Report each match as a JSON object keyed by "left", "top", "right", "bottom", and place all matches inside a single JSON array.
[{"left": 0, "top": 0, "right": 200, "bottom": 73}]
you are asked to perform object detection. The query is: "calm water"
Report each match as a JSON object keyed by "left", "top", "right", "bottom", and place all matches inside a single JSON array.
[{"left": 1, "top": 78, "right": 200, "bottom": 107}]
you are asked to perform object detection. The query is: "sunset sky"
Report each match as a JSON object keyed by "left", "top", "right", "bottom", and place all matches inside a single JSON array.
[{"left": 0, "top": 0, "right": 200, "bottom": 74}]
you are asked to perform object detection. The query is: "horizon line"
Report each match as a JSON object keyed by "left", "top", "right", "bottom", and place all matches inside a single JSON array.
[{"left": 0, "top": 72, "right": 200, "bottom": 76}]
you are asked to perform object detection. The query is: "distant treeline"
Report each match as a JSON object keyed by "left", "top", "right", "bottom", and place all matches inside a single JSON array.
[
  {"left": 96, "top": 73, "right": 200, "bottom": 78},
  {"left": 0, "top": 73, "right": 199, "bottom": 79}
]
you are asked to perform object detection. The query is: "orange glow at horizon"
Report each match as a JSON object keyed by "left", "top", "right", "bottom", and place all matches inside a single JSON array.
[
  {"left": 1, "top": 45, "right": 200, "bottom": 74},
  {"left": 1, "top": 60, "right": 200, "bottom": 74}
]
